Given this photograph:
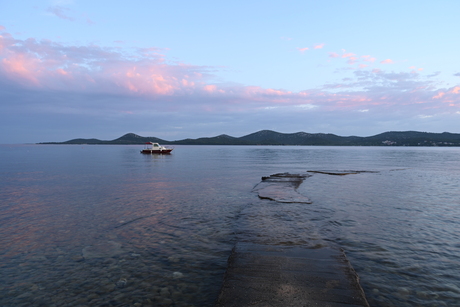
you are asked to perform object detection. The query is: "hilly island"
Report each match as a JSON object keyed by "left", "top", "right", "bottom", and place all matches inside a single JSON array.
[{"left": 40, "top": 130, "right": 460, "bottom": 146}]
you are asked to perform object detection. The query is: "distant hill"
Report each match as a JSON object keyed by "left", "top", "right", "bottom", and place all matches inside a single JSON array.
[
  {"left": 39, "top": 130, "right": 460, "bottom": 146},
  {"left": 238, "top": 130, "right": 357, "bottom": 145},
  {"left": 44, "top": 133, "right": 168, "bottom": 145}
]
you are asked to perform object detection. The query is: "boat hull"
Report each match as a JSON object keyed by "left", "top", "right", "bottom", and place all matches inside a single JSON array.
[{"left": 140, "top": 149, "right": 173, "bottom": 154}]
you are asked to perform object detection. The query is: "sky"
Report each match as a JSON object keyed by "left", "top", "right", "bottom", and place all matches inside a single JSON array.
[{"left": 1, "top": 0, "right": 460, "bottom": 143}]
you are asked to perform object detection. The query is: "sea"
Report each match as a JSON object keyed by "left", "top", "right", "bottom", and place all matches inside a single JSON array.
[{"left": 1, "top": 144, "right": 459, "bottom": 307}]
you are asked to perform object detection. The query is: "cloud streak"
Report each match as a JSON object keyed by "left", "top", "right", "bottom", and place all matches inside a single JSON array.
[
  {"left": 314, "top": 43, "right": 325, "bottom": 49},
  {"left": 47, "top": 5, "right": 75, "bottom": 21},
  {"left": 380, "top": 59, "right": 394, "bottom": 64}
]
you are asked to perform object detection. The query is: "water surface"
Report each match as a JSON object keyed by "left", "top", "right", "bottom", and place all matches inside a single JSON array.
[{"left": 1, "top": 145, "right": 459, "bottom": 306}]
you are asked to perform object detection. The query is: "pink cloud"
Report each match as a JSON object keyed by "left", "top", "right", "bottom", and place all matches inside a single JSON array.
[
  {"left": 362, "top": 55, "right": 376, "bottom": 62},
  {"left": 430, "top": 86, "right": 460, "bottom": 100},
  {"left": 328, "top": 52, "right": 339, "bottom": 58},
  {"left": 297, "top": 47, "right": 309, "bottom": 53},
  {"left": 432, "top": 92, "right": 445, "bottom": 99},
  {"left": 0, "top": 33, "right": 194, "bottom": 95},
  {"left": 203, "top": 84, "right": 217, "bottom": 92},
  {"left": 56, "top": 68, "right": 69, "bottom": 75},
  {"left": 342, "top": 53, "right": 356, "bottom": 58},
  {"left": 347, "top": 57, "right": 358, "bottom": 64},
  {"left": 203, "top": 84, "right": 225, "bottom": 94},
  {"left": 380, "top": 59, "right": 394, "bottom": 64},
  {"left": 450, "top": 86, "right": 460, "bottom": 94},
  {"left": 0, "top": 25, "right": 5, "bottom": 31},
  {"left": 0, "top": 32, "right": 309, "bottom": 110},
  {"left": 239, "top": 86, "right": 293, "bottom": 104},
  {"left": 1, "top": 31, "right": 460, "bottom": 119},
  {"left": 314, "top": 43, "right": 324, "bottom": 49},
  {"left": 1, "top": 53, "right": 41, "bottom": 85}
]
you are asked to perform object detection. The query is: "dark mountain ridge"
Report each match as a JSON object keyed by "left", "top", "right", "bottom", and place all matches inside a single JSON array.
[{"left": 39, "top": 130, "right": 460, "bottom": 146}]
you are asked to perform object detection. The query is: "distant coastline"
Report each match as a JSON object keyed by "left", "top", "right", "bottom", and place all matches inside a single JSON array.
[{"left": 38, "top": 130, "right": 460, "bottom": 146}]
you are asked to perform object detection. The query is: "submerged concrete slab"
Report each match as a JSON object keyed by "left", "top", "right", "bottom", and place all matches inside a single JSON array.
[
  {"left": 253, "top": 173, "right": 313, "bottom": 204},
  {"left": 215, "top": 243, "right": 369, "bottom": 307}
]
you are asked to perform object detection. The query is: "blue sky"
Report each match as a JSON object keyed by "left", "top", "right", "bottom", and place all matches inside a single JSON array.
[{"left": 1, "top": 0, "right": 460, "bottom": 143}]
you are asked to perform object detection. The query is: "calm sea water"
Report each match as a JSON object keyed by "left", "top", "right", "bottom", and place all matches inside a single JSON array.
[{"left": 1, "top": 144, "right": 459, "bottom": 306}]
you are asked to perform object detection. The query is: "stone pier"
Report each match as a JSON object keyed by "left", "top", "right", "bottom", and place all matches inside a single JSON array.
[
  {"left": 215, "top": 172, "right": 370, "bottom": 306},
  {"left": 215, "top": 242, "right": 369, "bottom": 307}
]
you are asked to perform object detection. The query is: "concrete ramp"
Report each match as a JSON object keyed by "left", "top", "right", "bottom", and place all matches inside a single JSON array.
[
  {"left": 215, "top": 242, "right": 369, "bottom": 307},
  {"left": 253, "top": 173, "right": 312, "bottom": 204}
]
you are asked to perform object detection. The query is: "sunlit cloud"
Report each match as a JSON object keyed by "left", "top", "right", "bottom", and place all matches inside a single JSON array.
[
  {"left": 431, "top": 86, "right": 460, "bottom": 100},
  {"left": 297, "top": 47, "right": 309, "bottom": 53},
  {"left": 330, "top": 51, "right": 380, "bottom": 68},
  {"left": 451, "top": 86, "right": 460, "bottom": 94},
  {"left": 0, "top": 31, "right": 459, "bottom": 126},
  {"left": 314, "top": 43, "right": 325, "bottom": 49},
  {"left": 329, "top": 52, "right": 339, "bottom": 58},
  {"left": 347, "top": 57, "right": 358, "bottom": 64},
  {"left": 338, "top": 52, "right": 359, "bottom": 65},
  {"left": 342, "top": 53, "right": 356, "bottom": 58},
  {"left": 380, "top": 59, "right": 394, "bottom": 64},
  {"left": 362, "top": 55, "right": 376, "bottom": 62},
  {"left": 1, "top": 53, "right": 41, "bottom": 85}
]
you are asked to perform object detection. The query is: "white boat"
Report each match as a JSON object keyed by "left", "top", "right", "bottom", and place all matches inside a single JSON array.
[{"left": 140, "top": 142, "right": 173, "bottom": 154}]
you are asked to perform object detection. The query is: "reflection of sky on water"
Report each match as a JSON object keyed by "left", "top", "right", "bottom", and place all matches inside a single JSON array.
[
  {"left": 1, "top": 145, "right": 460, "bottom": 306},
  {"left": 0, "top": 146, "right": 242, "bottom": 305},
  {"left": 299, "top": 168, "right": 460, "bottom": 306}
]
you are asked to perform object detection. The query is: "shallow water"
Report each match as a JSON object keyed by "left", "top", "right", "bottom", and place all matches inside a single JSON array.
[{"left": 1, "top": 144, "right": 459, "bottom": 306}]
